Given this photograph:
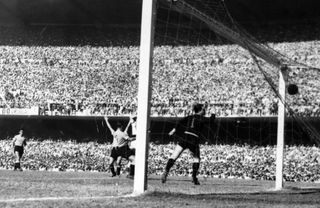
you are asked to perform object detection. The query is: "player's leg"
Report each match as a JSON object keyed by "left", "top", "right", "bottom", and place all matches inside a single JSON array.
[
  {"left": 162, "top": 144, "right": 184, "bottom": 183},
  {"left": 18, "top": 149, "right": 24, "bottom": 171},
  {"left": 116, "top": 156, "right": 122, "bottom": 176},
  {"left": 126, "top": 154, "right": 135, "bottom": 179},
  {"left": 109, "top": 157, "right": 117, "bottom": 177},
  {"left": 124, "top": 147, "right": 135, "bottom": 179},
  {"left": 13, "top": 146, "right": 23, "bottom": 171},
  {"left": 190, "top": 145, "right": 200, "bottom": 185},
  {"left": 109, "top": 147, "right": 118, "bottom": 177},
  {"left": 13, "top": 149, "right": 20, "bottom": 171}
]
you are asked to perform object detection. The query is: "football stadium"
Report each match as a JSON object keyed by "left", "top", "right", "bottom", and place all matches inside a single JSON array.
[{"left": 0, "top": 0, "right": 320, "bottom": 207}]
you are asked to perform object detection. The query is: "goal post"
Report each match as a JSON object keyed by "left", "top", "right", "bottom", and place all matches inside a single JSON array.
[
  {"left": 133, "top": 0, "right": 157, "bottom": 194},
  {"left": 275, "top": 66, "right": 287, "bottom": 190},
  {"left": 133, "top": 0, "right": 290, "bottom": 193}
]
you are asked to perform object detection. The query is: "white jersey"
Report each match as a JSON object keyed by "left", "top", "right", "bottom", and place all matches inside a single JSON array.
[
  {"left": 13, "top": 134, "right": 26, "bottom": 147},
  {"left": 129, "top": 121, "right": 137, "bottom": 149},
  {"left": 131, "top": 121, "right": 137, "bottom": 136},
  {"left": 111, "top": 129, "right": 129, "bottom": 148}
]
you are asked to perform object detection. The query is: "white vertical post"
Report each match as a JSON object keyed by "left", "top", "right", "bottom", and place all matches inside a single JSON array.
[
  {"left": 275, "top": 67, "right": 287, "bottom": 190},
  {"left": 133, "top": 0, "right": 156, "bottom": 194}
]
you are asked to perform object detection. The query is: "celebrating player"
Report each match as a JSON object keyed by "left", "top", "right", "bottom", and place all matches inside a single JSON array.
[
  {"left": 104, "top": 116, "right": 135, "bottom": 178},
  {"left": 128, "top": 115, "right": 137, "bottom": 149},
  {"left": 12, "top": 128, "right": 27, "bottom": 171},
  {"left": 162, "top": 103, "right": 208, "bottom": 185}
]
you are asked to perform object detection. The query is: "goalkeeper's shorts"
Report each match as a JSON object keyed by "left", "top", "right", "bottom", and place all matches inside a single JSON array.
[{"left": 175, "top": 133, "right": 200, "bottom": 158}]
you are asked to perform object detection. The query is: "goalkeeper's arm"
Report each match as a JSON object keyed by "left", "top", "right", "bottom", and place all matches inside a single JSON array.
[{"left": 168, "top": 128, "right": 176, "bottom": 136}]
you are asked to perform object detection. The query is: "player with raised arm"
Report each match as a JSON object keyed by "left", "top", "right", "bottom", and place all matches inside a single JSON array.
[
  {"left": 12, "top": 128, "right": 27, "bottom": 171},
  {"left": 128, "top": 115, "right": 137, "bottom": 149},
  {"left": 104, "top": 116, "right": 135, "bottom": 178},
  {"left": 161, "top": 103, "right": 208, "bottom": 185}
]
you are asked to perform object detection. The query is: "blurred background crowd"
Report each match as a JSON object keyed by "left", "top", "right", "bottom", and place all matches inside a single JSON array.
[
  {"left": 1, "top": 140, "right": 320, "bottom": 182},
  {"left": 0, "top": 25, "right": 319, "bottom": 117}
]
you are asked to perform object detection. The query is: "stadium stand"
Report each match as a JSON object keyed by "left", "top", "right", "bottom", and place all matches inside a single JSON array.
[
  {"left": 0, "top": 24, "right": 319, "bottom": 117},
  {"left": 1, "top": 139, "right": 320, "bottom": 182}
]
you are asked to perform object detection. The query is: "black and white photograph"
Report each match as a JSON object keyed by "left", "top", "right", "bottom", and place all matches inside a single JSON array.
[{"left": 0, "top": 0, "right": 319, "bottom": 207}]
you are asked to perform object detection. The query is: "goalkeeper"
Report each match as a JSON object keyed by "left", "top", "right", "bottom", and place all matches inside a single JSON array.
[{"left": 162, "top": 103, "right": 209, "bottom": 185}]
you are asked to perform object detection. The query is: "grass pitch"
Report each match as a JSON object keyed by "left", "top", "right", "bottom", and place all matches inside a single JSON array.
[{"left": 1, "top": 170, "right": 320, "bottom": 208}]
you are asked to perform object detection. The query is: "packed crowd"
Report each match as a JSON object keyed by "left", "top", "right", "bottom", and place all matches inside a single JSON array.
[
  {"left": 1, "top": 139, "right": 320, "bottom": 182},
  {"left": 0, "top": 25, "right": 319, "bottom": 117}
]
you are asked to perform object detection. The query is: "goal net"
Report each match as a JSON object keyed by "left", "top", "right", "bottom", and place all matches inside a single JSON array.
[
  {"left": 144, "top": 0, "right": 320, "bottom": 188},
  {"left": 154, "top": 0, "right": 320, "bottom": 142}
]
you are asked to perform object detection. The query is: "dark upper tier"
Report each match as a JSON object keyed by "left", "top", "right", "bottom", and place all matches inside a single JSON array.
[{"left": 0, "top": 0, "right": 319, "bottom": 25}]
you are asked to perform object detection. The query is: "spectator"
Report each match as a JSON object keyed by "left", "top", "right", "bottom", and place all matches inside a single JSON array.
[
  {"left": 0, "top": 139, "right": 320, "bottom": 182},
  {"left": 0, "top": 25, "right": 318, "bottom": 117}
]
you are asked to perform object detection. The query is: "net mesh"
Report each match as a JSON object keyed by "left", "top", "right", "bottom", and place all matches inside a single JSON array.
[{"left": 153, "top": 0, "right": 320, "bottom": 145}]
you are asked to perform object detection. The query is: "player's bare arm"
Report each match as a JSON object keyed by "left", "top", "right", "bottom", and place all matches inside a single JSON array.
[
  {"left": 124, "top": 118, "right": 132, "bottom": 134},
  {"left": 12, "top": 137, "right": 16, "bottom": 147},
  {"left": 169, "top": 128, "right": 176, "bottom": 136},
  {"left": 104, "top": 116, "right": 115, "bottom": 134}
]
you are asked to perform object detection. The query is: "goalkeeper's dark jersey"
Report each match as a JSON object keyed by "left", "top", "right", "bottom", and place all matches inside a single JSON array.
[{"left": 175, "top": 114, "right": 205, "bottom": 138}]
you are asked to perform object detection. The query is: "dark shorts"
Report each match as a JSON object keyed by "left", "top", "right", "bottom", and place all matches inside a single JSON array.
[
  {"left": 14, "top": 146, "right": 24, "bottom": 158},
  {"left": 110, "top": 145, "right": 135, "bottom": 160},
  {"left": 175, "top": 133, "right": 200, "bottom": 158}
]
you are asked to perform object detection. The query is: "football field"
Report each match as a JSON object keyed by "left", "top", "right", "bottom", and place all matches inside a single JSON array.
[{"left": 1, "top": 170, "right": 320, "bottom": 207}]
